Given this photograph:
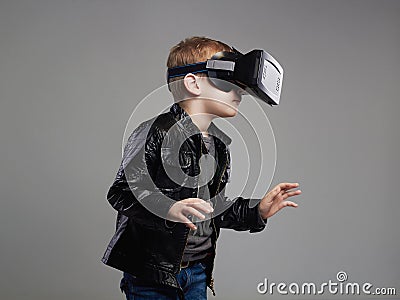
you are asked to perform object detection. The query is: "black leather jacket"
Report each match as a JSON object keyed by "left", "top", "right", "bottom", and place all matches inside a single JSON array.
[{"left": 101, "top": 102, "right": 267, "bottom": 299}]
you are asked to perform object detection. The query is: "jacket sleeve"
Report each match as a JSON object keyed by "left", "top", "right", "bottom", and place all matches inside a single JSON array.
[
  {"left": 214, "top": 189, "right": 268, "bottom": 233},
  {"left": 213, "top": 146, "right": 267, "bottom": 233},
  {"left": 106, "top": 123, "right": 177, "bottom": 232}
]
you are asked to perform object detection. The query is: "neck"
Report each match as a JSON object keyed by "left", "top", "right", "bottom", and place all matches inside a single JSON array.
[{"left": 178, "top": 101, "right": 214, "bottom": 136}]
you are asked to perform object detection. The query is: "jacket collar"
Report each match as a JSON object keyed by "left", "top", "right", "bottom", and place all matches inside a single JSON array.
[{"left": 169, "top": 102, "right": 232, "bottom": 146}]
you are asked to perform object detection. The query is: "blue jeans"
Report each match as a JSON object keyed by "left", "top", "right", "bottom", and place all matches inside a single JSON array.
[{"left": 120, "top": 261, "right": 208, "bottom": 300}]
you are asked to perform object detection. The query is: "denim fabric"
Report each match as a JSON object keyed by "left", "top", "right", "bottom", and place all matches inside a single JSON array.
[{"left": 120, "top": 261, "right": 207, "bottom": 300}]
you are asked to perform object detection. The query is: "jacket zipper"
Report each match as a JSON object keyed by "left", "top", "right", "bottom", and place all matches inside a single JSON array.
[
  {"left": 177, "top": 227, "right": 190, "bottom": 299},
  {"left": 177, "top": 136, "right": 228, "bottom": 297},
  {"left": 208, "top": 147, "right": 228, "bottom": 296},
  {"left": 176, "top": 137, "right": 203, "bottom": 296}
]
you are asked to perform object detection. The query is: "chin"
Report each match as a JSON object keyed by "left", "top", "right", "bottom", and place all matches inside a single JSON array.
[
  {"left": 217, "top": 107, "right": 238, "bottom": 118},
  {"left": 210, "top": 102, "right": 239, "bottom": 118}
]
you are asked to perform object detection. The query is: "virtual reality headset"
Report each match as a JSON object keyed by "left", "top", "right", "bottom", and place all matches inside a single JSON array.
[{"left": 166, "top": 47, "right": 283, "bottom": 106}]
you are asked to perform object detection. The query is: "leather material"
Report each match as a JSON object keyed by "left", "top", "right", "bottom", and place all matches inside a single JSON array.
[{"left": 101, "top": 102, "right": 267, "bottom": 296}]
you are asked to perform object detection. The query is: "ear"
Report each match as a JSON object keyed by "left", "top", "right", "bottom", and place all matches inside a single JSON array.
[{"left": 183, "top": 73, "right": 201, "bottom": 96}]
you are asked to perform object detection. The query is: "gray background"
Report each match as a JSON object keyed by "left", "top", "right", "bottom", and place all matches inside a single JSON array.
[{"left": 0, "top": 0, "right": 399, "bottom": 299}]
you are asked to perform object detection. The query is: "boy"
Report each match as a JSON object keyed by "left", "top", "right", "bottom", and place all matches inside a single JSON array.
[{"left": 101, "top": 36, "right": 301, "bottom": 300}]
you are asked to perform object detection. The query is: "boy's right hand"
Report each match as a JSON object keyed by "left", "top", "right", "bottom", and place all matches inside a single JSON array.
[{"left": 166, "top": 198, "right": 214, "bottom": 230}]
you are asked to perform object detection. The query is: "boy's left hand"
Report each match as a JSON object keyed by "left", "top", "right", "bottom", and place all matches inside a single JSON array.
[{"left": 258, "top": 182, "right": 302, "bottom": 219}]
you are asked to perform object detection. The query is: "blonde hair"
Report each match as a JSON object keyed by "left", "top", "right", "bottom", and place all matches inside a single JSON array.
[{"left": 166, "top": 36, "right": 232, "bottom": 100}]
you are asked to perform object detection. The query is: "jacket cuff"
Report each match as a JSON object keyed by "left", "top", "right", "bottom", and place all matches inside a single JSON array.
[{"left": 249, "top": 200, "right": 267, "bottom": 233}]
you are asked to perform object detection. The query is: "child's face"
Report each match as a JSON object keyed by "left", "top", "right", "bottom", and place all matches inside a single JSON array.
[{"left": 198, "top": 76, "right": 243, "bottom": 118}]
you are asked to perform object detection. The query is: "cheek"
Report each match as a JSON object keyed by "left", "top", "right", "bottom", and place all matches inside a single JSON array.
[{"left": 203, "top": 91, "right": 238, "bottom": 117}]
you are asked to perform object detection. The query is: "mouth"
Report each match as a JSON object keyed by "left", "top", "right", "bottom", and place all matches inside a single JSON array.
[{"left": 232, "top": 100, "right": 241, "bottom": 105}]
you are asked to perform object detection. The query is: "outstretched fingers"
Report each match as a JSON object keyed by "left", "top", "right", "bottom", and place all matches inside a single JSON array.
[
  {"left": 278, "top": 188, "right": 301, "bottom": 208},
  {"left": 282, "top": 189, "right": 302, "bottom": 199},
  {"left": 279, "top": 182, "right": 300, "bottom": 191}
]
